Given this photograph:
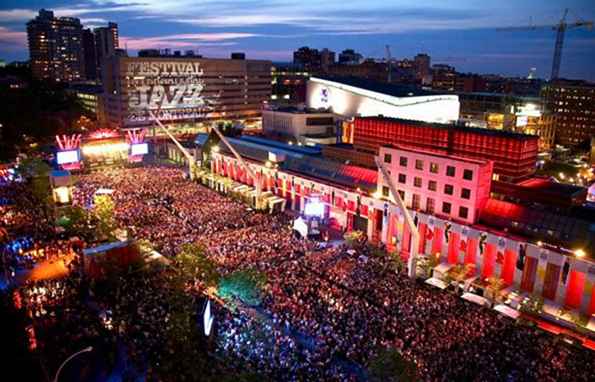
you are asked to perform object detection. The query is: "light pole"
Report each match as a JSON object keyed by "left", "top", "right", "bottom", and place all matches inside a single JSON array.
[{"left": 53, "top": 346, "right": 93, "bottom": 382}]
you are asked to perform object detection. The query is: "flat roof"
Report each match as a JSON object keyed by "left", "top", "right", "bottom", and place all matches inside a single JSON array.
[
  {"left": 312, "top": 76, "right": 439, "bottom": 98},
  {"left": 266, "top": 106, "right": 333, "bottom": 114},
  {"left": 357, "top": 116, "right": 538, "bottom": 140},
  {"left": 383, "top": 144, "right": 490, "bottom": 166},
  {"left": 517, "top": 177, "right": 585, "bottom": 197}
]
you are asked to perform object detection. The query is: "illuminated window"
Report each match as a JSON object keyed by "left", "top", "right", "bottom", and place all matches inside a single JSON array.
[
  {"left": 414, "top": 177, "right": 422, "bottom": 187},
  {"left": 412, "top": 194, "right": 421, "bottom": 209},
  {"left": 430, "top": 162, "right": 439, "bottom": 173},
  {"left": 415, "top": 159, "right": 423, "bottom": 170},
  {"left": 382, "top": 186, "right": 389, "bottom": 197},
  {"left": 426, "top": 198, "right": 435, "bottom": 214}
]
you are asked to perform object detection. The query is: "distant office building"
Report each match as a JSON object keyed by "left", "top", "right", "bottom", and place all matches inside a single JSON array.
[
  {"left": 102, "top": 56, "right": 271, "bottom": 129},
  {"left": 431, "top": 64, "right": 457, "bottom": 92},
  {"left": 459, "top": 93, "right": 555, "bottom": 151},
  {"left": 67, "top": 83, "right": 104, "bottom": 118},
  {"left": 81, "top": 29, "right": 97, "bottom": 80},
  {"left": 338, "top": 49, "right": 363, "bottom": 65},
  {"left": 94, "top": 22, "right": 118, "bottom": 80},
  {"left": 327, "top": 60, "right": 388, "bottom": 83},
  {"left": 413, "top": 53, "right": 431, "bottom": 83},
  {"left": 271, "top": 64, "right": 309, "bottom": 104},
  {"left": 26, "top": 9, "right": 84, "bottom": 82},
  {"left": 455, "top": 74, "right": 487, "bottom": 93},
  {"left": 320, "top": 49, "right": 335, "bottom": 72},
  {"left": 231, "top": 52, "right": 246, "bottom": 60},
  {"left": 541, "top": 79, "right": 595, "bottom": 147},
  {"left": 293, "top": 47, "right": 322, "bottom": 72},
  {"left": 378, "top": 145, "right": 493, "bottom": 224}
]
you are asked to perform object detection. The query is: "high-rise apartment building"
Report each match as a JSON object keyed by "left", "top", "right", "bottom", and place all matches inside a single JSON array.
[
  {"left": 413, "top": 53, "right": 431, "bottom": 82},
  {"left": 431, "top": 64, "right": 457, "bottom": 92},
  {"left": 26, "top": 9, "right": 84, "bottom": 82},
  {"left": 293, "top": 47, "right": 321, "bottom": 72},
  {"left": 338, "top": 49, "right": 363, "bottom": 65},
  {"left": 320, "top": 48, "right": 335, "bottom": 72},
  {"left": 94, "top": 22, "right": 119, "bottom": 80},
  {"left": 541, "top": 79, "right": 595, "bottom": 147},
  {"left": 81, "top": 29, "right": 97, "bottom": 80}
]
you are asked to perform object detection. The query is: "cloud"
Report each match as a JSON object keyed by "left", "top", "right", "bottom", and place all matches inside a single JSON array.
[
  {"left": 119, "top": 32, "right": 257, "bottom": 50},
  {"left": 80, "top": 18, "right": 109, "bottom": 25},
  {"left": 0, "top": 9, "right": 37, "bottom": 22},
  {"left": 0, "top": 26, "right": 27, "bottom": 49}
]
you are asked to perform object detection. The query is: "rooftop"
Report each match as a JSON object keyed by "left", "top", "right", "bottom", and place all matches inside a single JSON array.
[
  {"left": 383, "top": 144, "right": 491, "bottom": 166},
  {"left": 518, "top": 177, "right": 586, "bottom": 198},
  {"left": 311, "top": 76, "right": 439, "bottom": 98},
  {"left": 265, "top": 106, "right": 333, "bottom": 114}
]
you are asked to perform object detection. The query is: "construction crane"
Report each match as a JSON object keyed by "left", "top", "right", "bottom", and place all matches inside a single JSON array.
[
  {"left": 497, "top": 9, "right": 593, "bottom": 80},
  {"left": 375, "top": 157, "right": 419, "bottom": 279}
]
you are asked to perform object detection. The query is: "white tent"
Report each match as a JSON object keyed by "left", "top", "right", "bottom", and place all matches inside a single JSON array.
[
  {"left": 493, "top": 304, "right": 520, "bottom": 319},
  {"left": 461, "top": 292, "right": 490, "bottom": 307},
  {"left": 425, "top": 277, "right": 448, "bottom": 290}
]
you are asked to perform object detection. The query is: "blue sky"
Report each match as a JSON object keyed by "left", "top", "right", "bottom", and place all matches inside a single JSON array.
[{"left": 1, "top": 0, "right": 594, "bottom": 80}]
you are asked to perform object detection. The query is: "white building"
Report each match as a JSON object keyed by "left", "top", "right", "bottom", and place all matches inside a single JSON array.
[
  {"left": 262, "top": 107, "right": 337, "bottom": 145},
  {"left": 307, "top": 76, "right": 460, "bottom": 124}
]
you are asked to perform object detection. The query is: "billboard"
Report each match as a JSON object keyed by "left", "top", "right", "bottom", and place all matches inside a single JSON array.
[
  {"left": 124, "top": 61, "right": 220, "bottom": 125},
  {"left": 130, "top": 143, "right": 149, "bottom": 156},
  {"left": 57, "top": 150, "right": 80, "bottom": 164}
]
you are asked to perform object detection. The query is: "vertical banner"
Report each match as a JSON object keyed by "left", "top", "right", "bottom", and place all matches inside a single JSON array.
[
  {"left": 458, "top": 226, "right": 468, "bottom": 265},
  {"left": 542, "top": 262, "right": 561, "bottom": 301},
  {"left": 442, "top": 222, "right": 452, "bottom": 263},
  {"left": 494, "top": 237, "right": 506, "bottom": 279},
  {"left": 477, "top": 232, "right": 488, "bottom": 277},
  {"left": 447, "top": 231, "right": 459, "bottom": 265},
  {"left": 425, "top": 217, "right": 435, "bottom": 255},
  {"left": 565, "top": 269, "right": 585, "bottom": 309},
  {"left": 513, "top": 242, "right": 527, "bottom": 287}
]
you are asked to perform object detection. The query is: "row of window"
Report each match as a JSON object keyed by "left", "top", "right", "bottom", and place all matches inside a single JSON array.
[
  {"left": 381, "top": 186, "right": 470, "bottom": 219},
  {"left": 396, "top": 174, "right": 472, "bottom": 199},
  {"left": 384, "top": 153, "right": 474, "bottom": 180}
]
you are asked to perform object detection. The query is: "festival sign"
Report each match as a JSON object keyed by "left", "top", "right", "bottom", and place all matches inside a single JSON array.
[{"left": 124, "top": 60, "right": 220, "bottom": 125}]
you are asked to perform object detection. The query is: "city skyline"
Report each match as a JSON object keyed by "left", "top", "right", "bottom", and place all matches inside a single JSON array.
[{"left": 1, "top": 0, "right": 595, "bottom": 80}]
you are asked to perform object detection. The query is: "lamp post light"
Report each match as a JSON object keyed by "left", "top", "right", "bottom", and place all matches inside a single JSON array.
[{"left": 53, "top": 346, "right": 93, "bottom": 382}]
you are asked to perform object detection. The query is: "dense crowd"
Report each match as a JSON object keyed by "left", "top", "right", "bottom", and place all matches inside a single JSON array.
[{"left": 5, "top": 166, "right": 594, "bottom": 381}]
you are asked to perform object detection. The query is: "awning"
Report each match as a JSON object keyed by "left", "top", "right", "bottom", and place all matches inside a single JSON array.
[
  {"left": 461, "top": 292, "right": 490, "bottom": 307},
  {"left": 425, "top": 277, "right": 448, "bottom": 290},
  {"left": 493, "top": 304, "right": 520, "bottom": 319},
  {"left": 434, "top": 263, "right": 453, "bottom": 275}
]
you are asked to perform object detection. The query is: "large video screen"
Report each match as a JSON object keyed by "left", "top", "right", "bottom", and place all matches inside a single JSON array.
[
  {"left": 130, "top": 143, "right": 149, "bottom": 156},
  {"left": 57, "top": 150, "right": 80, "bottom": 164}
]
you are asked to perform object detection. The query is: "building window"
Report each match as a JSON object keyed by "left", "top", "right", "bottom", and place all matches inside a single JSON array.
[
  {"left": 428, "top": 180, "right": 437, "bottom": 191},
  {"left": 442, "top": 202, "right": 451, "bottom": 214},
  {"left": 426, "top": 198, "right": 435, "bottom": 214},
  {"left": 459, "top": 206, "right": 469, "bottom": 219},
  {"left": 399, "top": 156, "right": 408, "bottom": 167},
  {"left": 398, "top": 174, "right": 407, "bottom": 184},
  {"left": 382, "top": 186, "right": 389, "bottom": 197},
  {"left": 384, "top": 153, "right": 392, "bottom": 164},
  {"left": 412, "top": 194, "right": 421, "bottom": 210},
  {"left": 398, "top": 190, "right": 405, "bottom": 200},
  {"left": 430, "top": 162, "right": 439, "bottom": 174},
  {"left": 444, "top": 184, "right": 454, "bottom": 195},
  {"left": 461, "top": 188, "right": 471, "bottom": 199},
  {"left": 415, "top": 159, "right": 423, "bottom": 170},
  {"left": 446, "top": 166, "right": 456, "bottom": 177},
  {"left": 414, "top": 177, "right": 422, "bottom": 187},
  {"left": 463, "top": 169, "right": 473, "bottom": 180}
]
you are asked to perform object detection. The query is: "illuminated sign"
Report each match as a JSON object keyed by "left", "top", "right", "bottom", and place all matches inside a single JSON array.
[
  {"left": 82, "top": 142, "right": 130, "bottom": 156},
  {"left": 53, "top": 186, "right": 71, "bottom": 204},
  {"left": 130, "top": 143, "right": 149, "bottom": 156},
  {"left": 57, "top": 150, "right": 80, "bottom": 164},
  {"left": 125, "top": 60, "right": 219, "bottom": 125},
  {"left": 516, "top": 116, "right": 528, "bottom": 127}
]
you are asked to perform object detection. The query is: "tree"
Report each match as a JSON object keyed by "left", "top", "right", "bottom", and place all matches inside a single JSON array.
[
  {"left": 344, "top": 230, "right": 365, "bottom": 248},
  {"left": 93, "top": 194, "right": 116, "bottom": 239},
  {"left": 218, "top": 269, "right": 266, "bottom": 306},
  {"left": 175, "top": 243, "right": 220, "bottom": 288},
  {"left": 368, "top": 348, "right": 417, "bottom": 382}
]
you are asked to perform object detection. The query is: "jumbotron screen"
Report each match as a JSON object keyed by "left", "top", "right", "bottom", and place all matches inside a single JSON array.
[
  {"left": 130, "top": 143, "right": 149, "bottom": 156},
  {"left": 57, "top": 150, "right": 80, "bottom": 164}
]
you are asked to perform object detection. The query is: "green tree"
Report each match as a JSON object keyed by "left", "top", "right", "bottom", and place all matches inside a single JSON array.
[
  {"left": 14, "top": 157, "right": 54, "bottom": 225},
  {"left": 368, "top": 348, "right": 417, "bottom": 382},
  {"left": 93, "top": 194, "right": 116, "bottom": 239},
  {"left": 175, "top": 243, "right": 220, "bottom": 287},
  {"left": 218, "top": 268, "right": 266, "bottom": 306}
]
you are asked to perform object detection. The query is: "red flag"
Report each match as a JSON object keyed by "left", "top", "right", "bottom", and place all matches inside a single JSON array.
[
  {"left": 460, "top": 240, "right": 467, "bottom": 252},
  {"left": 426, "top": 228, "right": 434, "bottom": 241},
  {"left": 496, "top": 251, "right": 504, "bottom": 264}
]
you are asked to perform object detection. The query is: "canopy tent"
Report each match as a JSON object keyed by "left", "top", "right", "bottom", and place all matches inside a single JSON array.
[
  {"left": 433, "top": 263, "right": 453, "bottom": 280},
  {"left": 493, "top": 304, "right": 521, "bottom": 319},
  {"left": 461, "top": 292, "right": 490, "bottom": 307},
  {"left": 425, "top": 277, "right": 448, "bottom": 290}
]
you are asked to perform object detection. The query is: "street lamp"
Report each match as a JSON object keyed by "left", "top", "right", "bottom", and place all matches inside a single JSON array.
[{"left": 53, "top": 346, "right": 93, "bottom": 382}]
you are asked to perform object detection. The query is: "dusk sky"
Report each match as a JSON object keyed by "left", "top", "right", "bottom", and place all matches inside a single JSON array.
[{"left": 1, "top": 0, "right": 594, "bottom": 80}]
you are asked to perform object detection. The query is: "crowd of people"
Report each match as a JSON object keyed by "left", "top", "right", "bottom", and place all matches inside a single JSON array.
[{"left": 4, "top": 166, "right": 594, "bottom": 381}]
